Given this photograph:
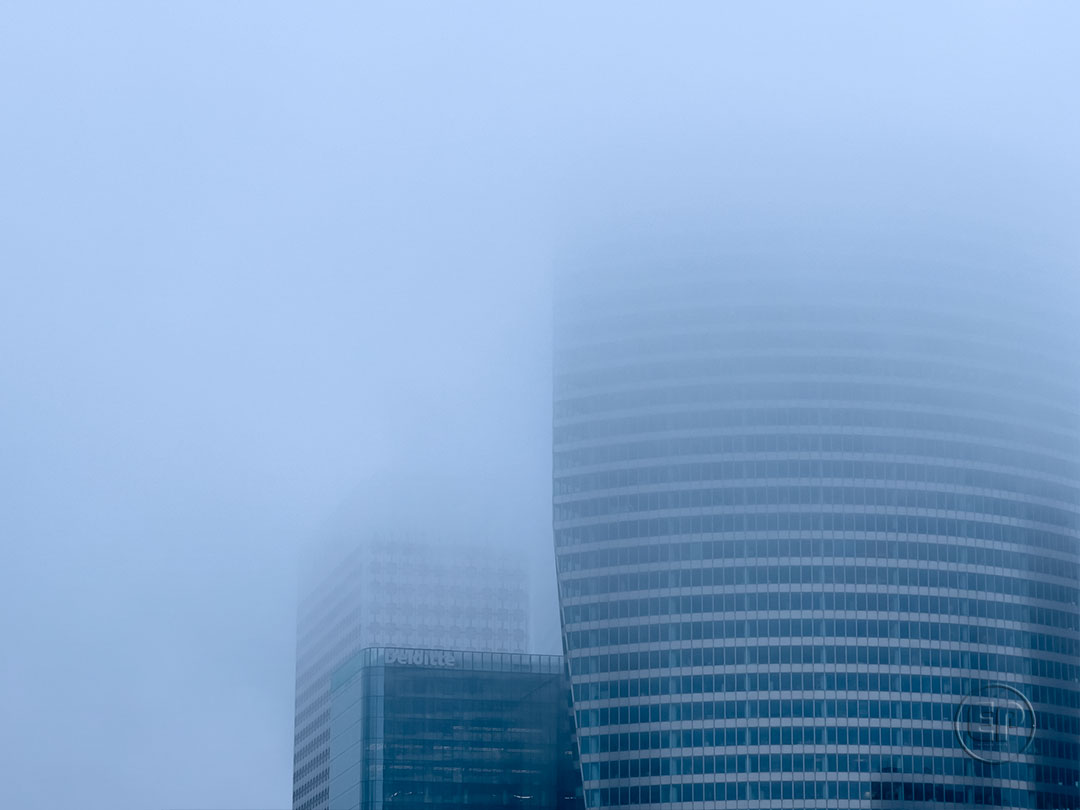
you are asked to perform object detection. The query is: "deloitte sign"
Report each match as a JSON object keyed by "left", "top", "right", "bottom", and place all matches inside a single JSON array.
[{"left": 385, "top": 648, "right": 458, "bottom": 668}]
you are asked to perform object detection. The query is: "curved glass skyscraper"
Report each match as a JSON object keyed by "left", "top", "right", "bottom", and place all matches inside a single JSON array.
[{"left": 553, "top": 242, "right": 1079, "bottom": 810}]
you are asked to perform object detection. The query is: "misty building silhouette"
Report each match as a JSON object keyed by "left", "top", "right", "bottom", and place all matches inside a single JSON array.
[
  {"left": 327, "top": 647, "right": 581, "bottom": 810},
  {"left": 552, "top": 246, "right": 1079, "bottom": 810},
  {"left": 292, "top": 538, "right": 529, "bottom": 810}
]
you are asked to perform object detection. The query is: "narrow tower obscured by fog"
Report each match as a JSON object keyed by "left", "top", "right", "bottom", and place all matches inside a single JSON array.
[{"left": 292, "top": 523, "right": 529, "bottom": 810}]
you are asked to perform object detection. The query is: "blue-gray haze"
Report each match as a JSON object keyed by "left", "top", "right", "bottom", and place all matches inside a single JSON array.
[{"left": 1, "top": 3, "right": 1078, "bottom": 810}]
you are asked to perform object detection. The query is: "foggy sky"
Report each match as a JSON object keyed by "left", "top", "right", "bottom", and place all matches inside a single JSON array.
[{"left": 2, "top": 3, "right": 1078, "bottom": 810}]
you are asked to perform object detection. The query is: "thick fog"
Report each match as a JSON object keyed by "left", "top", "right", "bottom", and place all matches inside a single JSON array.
[{"left": 1, "top": 3, "right": 1078, "bottom": 810}]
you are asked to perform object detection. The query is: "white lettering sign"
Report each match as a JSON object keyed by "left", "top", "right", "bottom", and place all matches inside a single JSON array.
[{"left": 384, "top": 649, "right": 457, "bottom": 667}]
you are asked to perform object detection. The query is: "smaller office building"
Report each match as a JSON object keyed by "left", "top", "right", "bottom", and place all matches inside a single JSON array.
[{"left": 328, "top": 647, "right": 582, "bottom": 810}]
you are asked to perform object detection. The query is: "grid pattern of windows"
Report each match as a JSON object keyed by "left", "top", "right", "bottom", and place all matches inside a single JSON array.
[
  {"left": 328, "top": 648, "right": 581, "bottom": 810},
  {"left": 293, "top": 540, "right": 529, "bottom": 810},
  {"left": 553, "top": 264, "right": 1080, "bottom": 809}
]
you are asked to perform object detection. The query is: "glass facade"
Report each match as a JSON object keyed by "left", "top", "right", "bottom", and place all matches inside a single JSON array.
[
  {"left": 294, "top": 539, "right": 529, "bottom": 810},
  {"left": 328, "top": 647, "right": 582, "bottom": 810},
  {"left": 553, "top": 259, "right": 1080, "bottom": 809}
]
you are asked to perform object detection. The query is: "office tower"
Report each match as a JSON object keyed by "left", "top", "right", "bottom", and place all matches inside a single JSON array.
[
  {"left": 328, "top": 646, "right": 582, "bottom": 810},
  {"left": 293, "top": 538, "right": 530, "bottom": 810},
  {"left": 552, "top": 243, "right": 1080, "bottom": 809}
]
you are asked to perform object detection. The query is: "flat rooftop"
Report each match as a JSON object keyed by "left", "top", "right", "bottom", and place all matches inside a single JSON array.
[{"left": 331, "top": 646, "right": 565, "bottom": 690}]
